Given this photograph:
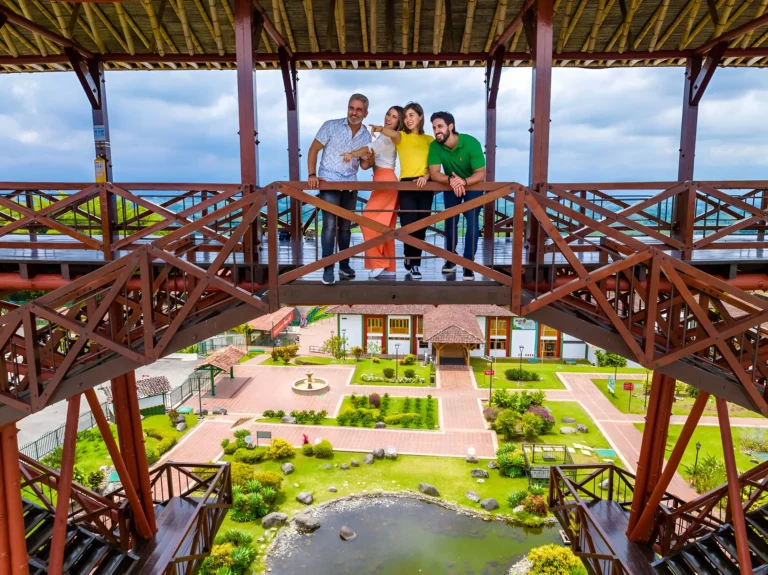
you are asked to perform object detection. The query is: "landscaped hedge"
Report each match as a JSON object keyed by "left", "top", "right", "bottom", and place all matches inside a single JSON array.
[
  {"left": 359, "top": 374, "right": 426, "bottom": 384},
  {"left": 503, "top": 368, "right": 541, "bottom": 382},
  {"left": 233, "top": 447, "right": 267, "bottom": 464}
]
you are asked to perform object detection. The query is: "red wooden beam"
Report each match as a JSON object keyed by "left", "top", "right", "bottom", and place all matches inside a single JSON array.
[
  {"left": 490, "top": 0, "right": 535, "bottom": 56},
  {"left": 48, "top": 394, "right": 81, "bottom": 575},
  {"left": 690, "top": 42, "right": 727, "bottom": 106},
  {"left": 252, "top": 0, "right": 292, "bottom": 59},
  {"left": 697, "top": 12, "right": 768, "bottom": 54},
  {"left": 0, "top": 5, "right": 95, "bottom": 59},
  {"left": 0, "top": 424, "right": 28, "bottom": 575}
]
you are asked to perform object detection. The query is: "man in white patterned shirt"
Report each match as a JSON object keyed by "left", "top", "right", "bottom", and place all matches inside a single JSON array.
[{"left": 307, "top": 94, "right": 373, "bottom": 285}]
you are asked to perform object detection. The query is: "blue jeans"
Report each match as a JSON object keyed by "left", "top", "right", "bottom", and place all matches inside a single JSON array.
[
  {"left": 319, "top": 189, "right": 358, "bottom": 270},
  {"left": 443, "top": 189, "right": 482, "bottom": 262}
]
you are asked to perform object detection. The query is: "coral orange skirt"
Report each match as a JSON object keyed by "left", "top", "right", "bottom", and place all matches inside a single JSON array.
[{"left": 362, "top": 168, "right": 398, "bottom": 271}]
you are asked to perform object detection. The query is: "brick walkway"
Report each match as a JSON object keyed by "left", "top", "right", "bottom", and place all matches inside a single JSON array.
[{"left": 171, "top": 362, "right": 764, "bottom": 501}]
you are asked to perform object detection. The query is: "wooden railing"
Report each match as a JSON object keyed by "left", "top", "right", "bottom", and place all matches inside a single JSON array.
[
  {"left": 655, "top": 459, "right": 768, "bottom": 555},
  {"left": 19, "top": 454, "right": 133, "bottom": 550},
  {"left": 110, "top": 461, "right": 233, "bottom": 574}
]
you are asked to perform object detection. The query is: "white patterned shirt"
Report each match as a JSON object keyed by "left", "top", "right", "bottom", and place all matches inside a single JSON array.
[
  {"left": 368, "top": 135, "right": 397, "bottom": 170},
  {"left": 315, "top": 118, "right": 372, "bottom": 181}
]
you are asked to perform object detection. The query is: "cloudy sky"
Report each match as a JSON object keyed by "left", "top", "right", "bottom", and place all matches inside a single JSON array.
[{"left": 1, "top": 64, "right": 766, "bottom": 185}]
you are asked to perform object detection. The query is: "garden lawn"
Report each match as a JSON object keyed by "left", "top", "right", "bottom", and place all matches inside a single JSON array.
[
  {"left": 219, "top": 450, "right": 530, "bottom": 545},
  {"left": 593, "top": 378, "right": 757, "bottom": 418},
  {"left": 470, "top": 358, "right": 646, "bottom": 390},
  {"left": 238, "top": 351, "right": 264, "bottom": 363},
  {"left": 634, "top": 423, "right": 759, "bottom": 480},
  {"left": 70, "top": 414, "right": 199, "bottom": 475},
  {"left": 260, "top": 355, "right": 338, "bottom": 366},
  {"left": 340, "top": 395, "right": 439, "bottom": 429},
  {"left": 351, "top": 358, "right": 431, "bottom": 386}
]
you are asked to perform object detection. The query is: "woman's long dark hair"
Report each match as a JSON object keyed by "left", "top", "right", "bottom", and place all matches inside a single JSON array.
[
  {"left": 403, "top": 102, "right": 425, "bottom": 134},
  {"left": 388, "top": 105, "right": 405, "bottom": 131}
]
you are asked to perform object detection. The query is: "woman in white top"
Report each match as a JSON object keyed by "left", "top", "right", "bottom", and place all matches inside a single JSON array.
[{"left": 341, "top": 106, "right": 404, "bottom": 277}]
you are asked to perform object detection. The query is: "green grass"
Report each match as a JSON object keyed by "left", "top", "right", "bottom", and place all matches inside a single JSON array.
[
  {"left": 593, "top": 378, "right": 757, "bottom": 418},
  {"left": 634, "top": 423, "right": 760, "bottom": 480},
  {"left": 470, "top": 358, "right": 646, "bottom": 390},
  {"left": 260, "top": 355, "right": 337, "bottom": 366},
  {"left": 219, "top": 449, "right": 531, "bottom": 545},
  {"left": 70, "top": 414, "right": 198, "bottom": 475},
  {"left": 238, "top": 351, "right": 264, "bottom": 363}
]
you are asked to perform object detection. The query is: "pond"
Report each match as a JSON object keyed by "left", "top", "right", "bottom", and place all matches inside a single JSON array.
[{"left": 267, "top": 496, "right": 560, "bottom": 575}]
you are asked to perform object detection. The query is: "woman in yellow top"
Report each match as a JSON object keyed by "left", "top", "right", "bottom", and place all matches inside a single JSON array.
[{"left": 369, "top": 102, "right": 434, "bottom": 280}]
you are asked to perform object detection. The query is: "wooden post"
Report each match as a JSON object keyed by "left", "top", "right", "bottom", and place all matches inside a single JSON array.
[
  {"left": 48, "top": 395, "right": 81, "bottom": 575},
  {"left": 84, "top": 389, "right": 153, "bottom": 539},
  {"left": 718, "top": 397, "right": 754, "bottom": 574},
  {"left": 0, "top": 424, "right": 29, "bottom": 575},
  {"left": 484, "top": 49, "right": 503, "bottom": 240},
  {"left": 627, "top": 373, "right": 676, "bottom": 535}
]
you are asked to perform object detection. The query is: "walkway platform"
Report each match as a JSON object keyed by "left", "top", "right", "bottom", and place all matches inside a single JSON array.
[{"left": 584, "top": 500, "right": 656, "bottom": 575}]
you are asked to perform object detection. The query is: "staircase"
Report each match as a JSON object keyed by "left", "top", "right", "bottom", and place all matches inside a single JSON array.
[
  {"left": 652, "top": 505, "right": 768, "bottom": 575},
  {"left": 23, "top": 499, "right": 137, "bottom": 574}
]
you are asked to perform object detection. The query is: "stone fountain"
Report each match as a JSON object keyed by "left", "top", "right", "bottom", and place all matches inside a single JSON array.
[{"left": 291, "top": 370, "right": 329, "bottom": 395}]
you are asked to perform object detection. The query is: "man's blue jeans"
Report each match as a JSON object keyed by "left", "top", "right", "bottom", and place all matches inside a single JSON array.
[
  {"left": 319, "top": 189, "right": 358, "bottom": 270},
  {"left": 443, "top": 189, "right": 482, "bottom": 262}
]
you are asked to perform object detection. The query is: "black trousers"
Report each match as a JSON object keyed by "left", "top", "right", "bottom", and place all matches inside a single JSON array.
[{"left": 398, "top": 177, "right": 434, "bottom": 267}]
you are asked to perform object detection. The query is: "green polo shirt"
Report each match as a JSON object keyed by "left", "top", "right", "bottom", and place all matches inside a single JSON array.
[{"left": 427, "top": 133, "right": 486, "bottom": 180}]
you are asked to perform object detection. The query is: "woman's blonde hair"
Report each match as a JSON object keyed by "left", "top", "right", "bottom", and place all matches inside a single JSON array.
[{"left": 388, "top": 105, "right": 405, "bottom": 131}]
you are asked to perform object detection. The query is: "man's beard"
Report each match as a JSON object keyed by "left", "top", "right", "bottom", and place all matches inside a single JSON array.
[
  {"left": 436, "top": 131, "right": 448, "bottom": 142},
  {"left": 348, "top": 116, "right": 363, "bottom": 125}
]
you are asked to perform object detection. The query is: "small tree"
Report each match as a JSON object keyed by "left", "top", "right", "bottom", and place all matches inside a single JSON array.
[
  {"left": 594, "top": 350, "right": 627, "bottom": 368},
  {"left": 322, "top": 335, "right": 348, "bottom": 360},
  {"left": 350, "top": 346, "right": 364, "bottom": 361},
  {"left": 366, "top": 341, "right": 381, "bottom": 375}
]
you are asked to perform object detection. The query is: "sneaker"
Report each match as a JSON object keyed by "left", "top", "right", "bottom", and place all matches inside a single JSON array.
[
  {"left": 338, "top": 264, "right": 356, "bottom": 279},
  {"left": 404, "top": 259, "right": 412, "bottom": 271},
  {"left": 322, "top": 268, "right": 335, "bottom": 285},
  {"left": 369, "top": 268, "right": 386, "bottom": 278},
  {"left": 442, "top": 261, "right": 457, "bottom": 274},
  {"left": 410, "top": 266, "right": 422, "bottom": 280},
  {"left": 463, "top": 268, "right": 475, "bottom": 281}
]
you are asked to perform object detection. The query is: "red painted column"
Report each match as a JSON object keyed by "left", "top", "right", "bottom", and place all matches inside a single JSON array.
[
  {"left": 235, "top": 0, "right": 260, "bottom": 261},
  {"left": 0, "top": 424, "right": 29, "bottom": 575},
  {"left": 526, "top": 0, "right": 553, "bottom": 262},
  {"left": 627, "top": 373, "right": 676, "bottom": 536},
  {"left": 484, "top": 51, "right": 502, "bottom": 239},
  {"left": 281, "top": 52, "right": 302, "bottom": 239},
  {"left": 48, "top": 395, "right": 81, "bottom": 575},
  {"left": 677, "top": 56, "right": 701, "bottom": 181}
]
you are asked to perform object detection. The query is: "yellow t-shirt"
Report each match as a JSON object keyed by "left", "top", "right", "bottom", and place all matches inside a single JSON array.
[{"left": 395, "top": 132, "right": 435, "bottom": 179}]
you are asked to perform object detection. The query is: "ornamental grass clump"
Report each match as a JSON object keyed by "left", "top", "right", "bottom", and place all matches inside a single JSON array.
[
  {"left": 230, "top": 480, "right": 278, "bottom": 522},
  {"left": 496, "top": 443, "right": 526, "bottom": 478},
  {"left": 266, "top": 438, "right": 294, "bottom": 460},
  {"left": 527, "top": 544, "right": 587, "bottom": 575}
]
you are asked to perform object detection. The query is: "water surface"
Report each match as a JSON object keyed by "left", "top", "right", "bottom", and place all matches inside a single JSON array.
[{"left": 268, "top": 497, "right": 559, "bottom": 575}]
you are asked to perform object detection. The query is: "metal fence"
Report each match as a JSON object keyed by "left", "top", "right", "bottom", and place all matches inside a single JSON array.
[
  {"left": 197, "top": 333, "right": 246, "bottom": 356},
  {"left": 19, "top": 401, "right": 111, "bottom": 461},
  {"left": 165, "top": 369, "right": 212, "bottom": 410}
]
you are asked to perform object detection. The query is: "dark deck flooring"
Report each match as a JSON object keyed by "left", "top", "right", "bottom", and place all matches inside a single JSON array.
[
  {"left": 132, "top": 496, "right": 199, "bottom": 574},
  {"left": 585, "top": 500, "right": 656, "bottom": 575}
]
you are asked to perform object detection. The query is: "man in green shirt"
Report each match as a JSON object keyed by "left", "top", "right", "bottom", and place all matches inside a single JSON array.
[{"left": 428, "top": 111, "right": 487, "bottom": 281}]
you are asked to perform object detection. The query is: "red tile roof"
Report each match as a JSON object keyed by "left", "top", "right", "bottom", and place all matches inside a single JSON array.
[
  {"left": 135, "top": 376, "right": 172, "bottom": 398},
  {"left": 196, "top": 345, "right": 246, "bottom": 371},
  {"left": 423, "top": 306, "right": 485, "bottom": 344},
  {"left": 247, "top": 307, "right": 295, "bottom": 331}
]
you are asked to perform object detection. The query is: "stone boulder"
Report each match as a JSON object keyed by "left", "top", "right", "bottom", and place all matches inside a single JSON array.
[
  {"left": 281, "top": 416, "right": 297, "bottom": 424},
  {"left": 471, "top": 469, "right": 489, "bottom": 479},
  {"left": 372, "top": 448, "right": 386, "bottom": 459},
  {"left": 561, "top": 417, "right": 577, "bottom": 424},
  {"left": 363, "top": 454, "right": 375, "bottom": 465},
  {"left": 465, "top": 455, "right": 479, "bottom": 464},
  {"left": 325, "top": 464, "right": 332, "bottom": 470},
  {"left": 600, "top": 479, "right": 610, "bottom": 490},
  {"left": 296, "top": 492, "right": 314, "bottom": 505},
  {"left": 340, "top": 526, "right": 357, "bottom": 541},
  {"left": 385, "top": 448, "right": 398, "bottom": 460},
  {"left": 281, "top": 463, "right": 294, "bottom": 475},
  {"left": 194, "top": 409, "right": 208, "bottom": 416},
  {"left": 175, "top": 422, "right": 187, "bottom": 432},
  {"left": 465, "top": 491, "right": 481, "bottom": 503},
  {"left": 328, "top": 486, "right": 337, "bottom": 493},
  {"left": 350, "top": 460, "right": 359, "bottom": 467},
  {"left": 487, "top": 460, "right": 498, "bottom": 470},
  {"left": 340, "top": 464, "right": 350, "bottom": 470},
  {"left": 418, "top": 483, "right": 440, "bottom": 497},
  {"left": 560, "top": 426, "right": 578, "bottom": 435},
  {"left": 173, "top": 416, "right": 186, "bottom": 425},
  {"left": 294, "top": 513, "right": 320, "bottom": 533},
  {"left": 374, "top": 422, "right": 386, "bottom": 429},
  {"left": 576, "top": 424, "right": 589, "bottom": 433},
  {"left": 212, "top": 407, "right": 228, "bottom": 415},
  {"left": 480, "top": 498, "right": 500, "bottom": 511},
  {"left": 261, "top": 512, "right": 288, "bottom": 529}
]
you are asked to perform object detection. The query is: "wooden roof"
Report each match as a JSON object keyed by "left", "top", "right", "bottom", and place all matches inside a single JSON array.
[
  {"left": 423, "top": 305, "right": 485, "bottom": 344},
  {"left": 1, "top": 0, "right": 766, "bottom": 73},
  {"left": 136, "top": 375, "right": 172, "bottom": 397},
  {"left": 196, "top": 345, "right": 245, "bottom": 371}
]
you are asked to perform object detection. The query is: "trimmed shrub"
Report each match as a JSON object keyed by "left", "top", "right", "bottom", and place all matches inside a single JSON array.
[
  {"left": 594, "top": 350, "right": 627, "bottom": 368},
  {"left": 503, "top": 368, "right": 541, "bottom": 382},
  {"left": 403, "top": 368, "right": 416, "bottom": 379},
  {"left": 233, "top": 429, "right": 250, "bottom": 440},
  {"left": 483, "top": 406, "right": 501, "bottom": 422},
  {"left": 253, "top": 471, "right": 283, "bottom": 491},
  {"left": 351, "top": 346, "right": 364, "bottom": 361},
  {"left": 372, "top": 356, "right": 380, "bottom": 363},
  {"left": 214, "top": 528, "right": 254, "bottom": 547},
  {"left": 266, "top": 438, "right": 294, "bottom": 460},
  {"left": 313, "top": 439, "right": 333, "bottom": 458},
  {"left": 368, "top": 393, "right": 381, "bottom": 408},
  {"left": 382, "top": 367, "right": 395, "bottom": 378},
  {"left": 507, "top": 489, "right": 528, "bottom": 508},
  {"left": 262, "top": 410, "right": 276, "bottom": 418},
  {"left": 302, "top": 443, "right": 314, "bottom": 456},
  {"left": 230, "top": 462, "right": 254, "bottom": 487},
  {"left": 494, "top": 409, "right": 521, "bottom": 440},
  {"left": 233, "top": 447, "right": 267, "bottom": 464},
  {"left": 526, "top": 405, "right": 555, "bottom": 434},
  {"left": 145, "top": 448, "right": 160, "bottom": 465},
  {"left": 520, "top": 412, "right": 545, "bottom": 439},
  {"left": 523, "top": 494, "right": 548, "bottom": 516},
  {"left": 400, "top": 354, "right": 416, "bottom": 365},
  {"left": 86, "top": 470, "right": 105, "bottom": 492},
  {"left": 223, "top": 443, "right": 239, "bottom": 455},
  {"left": 221, "top": 438, "right": 231, "bottom": 448},
  {"left": 528, "top": 544, "right": 587, "bottom": 575},
  {"left": 383, "top": 413, "right": 421, "bottom": 426}
]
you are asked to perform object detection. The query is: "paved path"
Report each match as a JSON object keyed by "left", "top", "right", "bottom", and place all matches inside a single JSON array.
[{"left": 173, "top": 362, "right": 766, "bottom": 501}]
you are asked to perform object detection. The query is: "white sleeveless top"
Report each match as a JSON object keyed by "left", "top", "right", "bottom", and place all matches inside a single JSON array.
[{"left": 367, "top": 135, "right": 397, "bottom": 170}]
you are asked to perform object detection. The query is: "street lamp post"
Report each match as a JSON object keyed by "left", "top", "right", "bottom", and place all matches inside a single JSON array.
[
  {"left": 342, "top": 329, "right": 347, "bottom": 363},
  {"left": 693, "top": 441, "right": 702, "bottom": 484},
  {"left": 644, "top": 369, "right": 650, "bottom": 411},
  {"left": 519, "top": 345, "right": 524, "bottom": 386},
  {"left": 197, "top": 376, "right": 204, "bottom": 420},
  {"left": 395, "top": 344, "right": 400, "bottom": 379}
]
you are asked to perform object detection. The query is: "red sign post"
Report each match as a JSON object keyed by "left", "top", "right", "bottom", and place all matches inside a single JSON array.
[
  {"left": 624, "top": 382, "right": 635, "bottom": 412},
  {"left": 484, "top": 370, "right": 495, "bottom": 376}
]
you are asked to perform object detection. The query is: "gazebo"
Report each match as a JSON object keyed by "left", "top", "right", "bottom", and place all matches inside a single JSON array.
[
  {"left": 194, "top": 345, "right": 246, "bottom": 397},
  {"left": 423, "top": 305, "right": 484, "bottom": 365}
]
